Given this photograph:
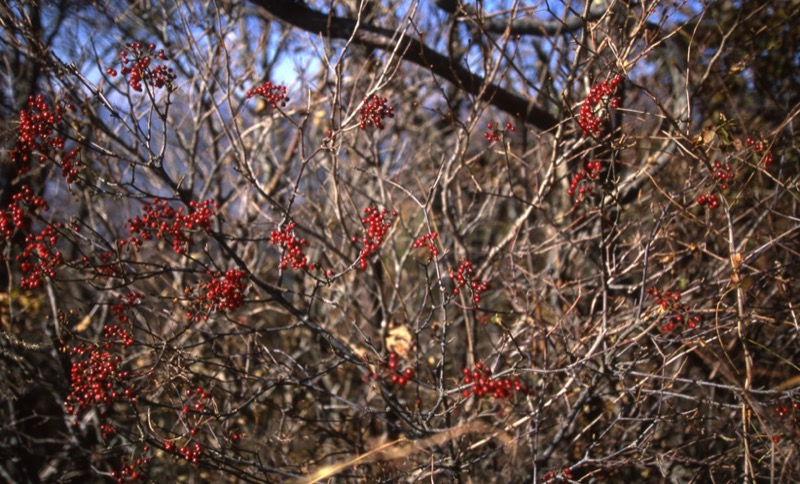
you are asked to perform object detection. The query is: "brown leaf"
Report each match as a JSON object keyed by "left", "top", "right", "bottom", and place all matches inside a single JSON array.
[
  {"left": 75, "top": 314, "right": 92, "bottom": 332},
  {"left": 731, "top": 251, "right": 742, "bottom": 270},
  {"left": 386, "top": 325, "right": 413, "bottom": 359}
]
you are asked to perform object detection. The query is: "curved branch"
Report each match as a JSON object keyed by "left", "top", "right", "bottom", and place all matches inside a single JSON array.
[
  {"left": 433, "top": 0, "right": 608, "bottom": 36},
  {"left": 249, "top": 0, "right": 558, "bottom": 131}
]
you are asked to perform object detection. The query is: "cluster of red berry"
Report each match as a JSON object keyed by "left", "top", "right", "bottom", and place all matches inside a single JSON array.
[
  {"left": 185, "top": 269, "right": 248, "bottom": 322},
  {"left": 111, "top": 449, "right": 150, "bottom": 483},
  {"left": 164, "top": 439, "right": 204, "bottom": 464},
  {"left": 18, "top": 224, "right": 63, "bottom": 290},
  {"left": 245, "top": 81, "right": 288, "bottom": 109},
  {"left": 385, "top": 352, "right": 414, "bottom": 386},
  {"left": 103, "top": 294, "right": 138, "bottom": 347},
  {"left": 107, "top": 43, "right": 175, "bottom": 92},
  {"left": 359, "top": 95, "right": 395, "bottom": 130},
  {"left": 0, "top": 185, "right": 49, "bottom": 239},
  {"left": 568, "top": 160, "right": 602, "bottom": 204},
  {"left": 270, "top": 222, "right": 317, "bottom": 271},
  {"left": 363, "top": 352, "right": 415, "bottom": 387},
  {"left": 109, "top": 292, "right": 144, "bottom": 325},
  {"left": 59, "top": 148, "right": 81, "bottom": 184},
  {"left": 64, "top": 344, "right": 135, "bottom": 417},
  {"left": 103, "top": 322, "right": 135, "bottom": 347},
  {"left": 696, "top": 193, "right": 720, "bottom": 210},
  {"left": 9, "top": 94, "right": 76, "bottom": 174},
  {"left": 483, "top": 122, "right": 516, "bottom": 143},
  {"left": 747, "top": 138, "right": 775, "bottom": 166},
  {"left": 771, "top": 400, "right": 799, "bottom": 444},
  {"left": 460, "top": 362, "right": 533, "bottom": 400},
  {"left": 774, "top": 401, "right": 799, "bottom": 419},
  {"left": 541, "top": 467, "right": 574, "bottom": 482},
  {"left": 75, "top": 249, "right": 121, "bottom": 277},
  {"left": 125, "top": 198, "right": 217, "bottom": 254},
  {"left": 162, "top": 387, "right": 214, "bottom": 463},
  {"left": 412, "top": 231, "right": 439, "bottom": 257},
  {"left": 1, "top": 95, "right": 78, "bottom": 291},
  {"left": 646, "top": 287, "right": 701, "bottom": 332},
  {"left": 450, "top": 260, "right": 489, "bottom": 308},
  {"left": 2, "top": 94, "right": 79, "bottom": 284},
  {"left": 100, "top": 423, "right": 117, "bottom": 441},
  {"left": 354, "top": 207, "right": 395, "bottom": 271},
  {"left": 695, "top": 153, "right": 735, "bottom": 212},
  {"left": 182, "top": 386, "right": 212, "bottom": 413},
  {"left": 578, "top": 75, "right": 623, "bottom": 136},
  {"left": 710, "top": 160, "right": 734, "bottom": 190}
]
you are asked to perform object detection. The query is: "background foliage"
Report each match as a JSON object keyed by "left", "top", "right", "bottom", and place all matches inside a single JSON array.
[{"left": 1, "top": 0, "right": 798, "bottom": 482}]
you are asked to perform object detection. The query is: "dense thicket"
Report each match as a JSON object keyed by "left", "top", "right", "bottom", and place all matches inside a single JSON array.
[{"left": 1, "top": 1, "right": 798, "bottom": 482}]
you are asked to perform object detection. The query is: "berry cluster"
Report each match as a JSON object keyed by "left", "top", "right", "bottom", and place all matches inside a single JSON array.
[
  {"left": 161, "top": 387, "right": 213, "bottom": 464},
  {"left": 8, "top": 94, "right": 80, "bottom": 181},
  {"left": 710, "top": 160, "right": 734, "bottom": 190},
  {"left": 646, "top": 287, "right": 702, "bottom": 332},
  {"left": 568, "top": 160, "right": 602, "bottom": 204},
  {"left": 774, "top": 400, "right": 799, "bottom": 420},
  {"left": 364, "top": 352, "right": 415, "bottom": 387},
  {"left": 541, "top": 467, "right": 574, "bottom": 482},
  {"left": 771, "top": 400, "right": 800, "bottom": 445},
  {"left": 354, "top": 207, "right": 395, "bottom": 271},
  {"left": 0, "top": 185, "right": 49, "bottom": 239},
  {"left": 245, "top": 81, "right": 288, "bottom": 109},
  {"left": 108, "top": 43, "right": 175, "bottom": 92},
  {"left": 97, "top": 251, "right": 120, "bottom": 276},
  {"left": 125, "top": 198, "right": 217, "bottom": 254},
  {"left": 75, "top": 249, "right": 121, "bottom": 277},
  {"left": 483, "top": 122, "right": 515, "bottom": 143},
  {"left": 578, "top": 75, "right": 623, "bottom": 136},
  {"left": 99, "top": 294, "right": 140, "bottom": 348},
  {"left": 747, "top": 138, "right": 775, "bottom": 166},
  {"left": 185, "top": 269, "right": 248, "bottom": 322},
  {"left": 359, "top": 95, "right": 395, "bottom": 130},
  {"left": 412, "top": 231, "right": 439, "bottom": 257},
  {"left": 164, "top": 434, "right": 205, "bottom": 464},
  {"left": 109, "top": 292, "right": 144, "bottom": 325},
  {"left": 230, "top": 431, "right": 248, "bottom": 444},
  {"left": 103, "top": 322, "right": 135, "bottom": 347},
  {"left": 100, "top": 423, "right": 118, "bottom": 442},
  {"left": 460, "top": 362, "right": 533, "bottom": 400},
  {"left": 60, "top": 149, "right": 81, "bottom": 184},
  {"left": 64, "top": 344, "right": 135, "bottom": 418},
  {"left": 270, "top": 222, "right": 317, "bottom": 271},
  {"left": 18, "top": 224, "right": 63, "bottom": 290},
  {"left": 182, "top": 386, "right": 212, "bottom": 413},
  {"left": 112, "top": 449, "right": 150, "bottom": 483},
  {"left": 450, "top": 260, "right": 489, "bottom": 308},
  {"left": 696, "top": 193, "right": 720, "bottom": 210},
  {"left": 173, "top": 441, "right": 204, "bottom": 464}
]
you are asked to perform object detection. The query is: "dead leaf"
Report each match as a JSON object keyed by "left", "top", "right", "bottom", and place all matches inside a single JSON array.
[
  {"left": 290, "top": 421, "right": 513, "bottom": 484},
  {"left": 731, "top": 252, "right": 742, "bottom": 270},
  {"left": 702, "top": 128, "right": 716, "bottom": 145},
  {"left": 75, "top": 314, "right": 92, "bottom": 332},
  {"left": 386, "top": 325, "right": 413, "bottom": 359}
]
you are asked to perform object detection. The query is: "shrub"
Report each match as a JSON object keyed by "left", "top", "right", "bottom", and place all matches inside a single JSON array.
[{"left": 1, "top": 0, "right": 797, "bottom": 481}]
